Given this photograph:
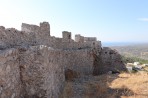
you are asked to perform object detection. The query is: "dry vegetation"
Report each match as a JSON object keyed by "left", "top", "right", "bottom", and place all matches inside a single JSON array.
[
  {"left": 60, "top": 72, "right": 148, "bottom": 98},
  {"left": 111, "top": 44, "right": 148, "bottom": 60}
]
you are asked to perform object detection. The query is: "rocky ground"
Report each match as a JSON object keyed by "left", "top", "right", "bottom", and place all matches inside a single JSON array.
[{"left": 60, "top": 72, "right": 148, "bottom": 98}]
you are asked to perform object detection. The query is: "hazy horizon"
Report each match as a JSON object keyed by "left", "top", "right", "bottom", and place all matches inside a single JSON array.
[{"left": 102, "top": 41, "right": 148, "bottom": 46}]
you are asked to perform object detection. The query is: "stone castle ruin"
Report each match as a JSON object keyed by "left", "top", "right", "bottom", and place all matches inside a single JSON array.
[{"left": 0, "top": 22, "right": 126, "bottom": 98}]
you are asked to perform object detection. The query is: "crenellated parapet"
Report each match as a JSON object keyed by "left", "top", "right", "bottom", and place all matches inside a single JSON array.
[
  {"left": 0, "top": 22, "right": 102, "bottom": 50},
  {"left": 21, "top": 22, "right": 50, "bottom": 36}
]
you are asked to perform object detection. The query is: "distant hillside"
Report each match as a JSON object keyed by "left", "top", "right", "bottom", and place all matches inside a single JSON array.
[
  {"left": 110, "top": 43, "right": 148, "bottom": 60},
  {"left": 102, "top": 42, "right": 136, "bottom": 47}
]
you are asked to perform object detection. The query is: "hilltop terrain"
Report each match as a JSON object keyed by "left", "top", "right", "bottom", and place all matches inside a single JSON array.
[{"left": 111, "top": 43, "right": 148, "bottom": 60}]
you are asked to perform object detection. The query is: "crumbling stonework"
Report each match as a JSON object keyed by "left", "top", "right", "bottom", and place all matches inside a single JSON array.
[
  {"left": 75, "top": 34, "right": 84, "bottom": 42},
  {"left": 99, "top": 47, "right": 126, "bottom": 74},
  {"left": 0, "top": 48, "right": 23, "bottom": 98},
  {"left": 20, "top": 46, "right": 65, "bottom": 98},
  {"left": 0, "top": 22, "right": 126, "bottom": 98}
]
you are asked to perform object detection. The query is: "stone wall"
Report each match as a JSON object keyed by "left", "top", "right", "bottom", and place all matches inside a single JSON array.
[
  {"left": 62, "top": 49, "right": 94, "bottom": 75},
  {"left": 0, "top": 23, "right": 102, "bottom": 51},
  {"left": 0, "top": 45, "right": 97, "bottom": 98},
  {"left": 0, "top": 27, "right": 36, "bottom": 49},
  {"left": 18, "top": 45, "right": 96, "bottom": 97},
  {"left": 0, "top": 46, "right": 67, "bottom": 98},
  {"left": 21, "top": 22, "right": 50, "bottom": 36},
  {"left": 75, "top": 34, "right": 84, "bottom": 42},
  {"left": 21, "top": 22, "right": 50, "bottom": 46},
  {"left": 19, "top": 46, "right": 65, "bottom": 98},
  {"left": 0, "top": 48, "right": 23, "bottom": 98},
  {"left": 0, "top": 22, "right": 126, "bottom": 98}
]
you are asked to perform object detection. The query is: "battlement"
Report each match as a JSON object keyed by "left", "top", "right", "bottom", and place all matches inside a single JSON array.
[
  {"left": 62, "top": 31, "right": 71, "bottom": 40},
  {"left": 40, "top": 22, "right": 50, "bottom": 35},
  {"left": 0, "top": 22, "right": 102, "bottom": 50},
  {"left": 21, "top": 22, "right": 50, "bottom": 35}
]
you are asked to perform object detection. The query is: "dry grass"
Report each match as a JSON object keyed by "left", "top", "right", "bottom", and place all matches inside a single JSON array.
[
  {"left": 61, "top": 72, "right": 148, "bottom": 98},
  {"left": 110, "top": 72, "right": 148, "bottom": 98}
]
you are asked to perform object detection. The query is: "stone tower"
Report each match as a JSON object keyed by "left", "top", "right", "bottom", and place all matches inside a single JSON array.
[
  {"left": 40, "top": 22, "right": 50, "bottom": 36},
  {"left": 62, "top": 31, "right": 71, "bottom": 40}
]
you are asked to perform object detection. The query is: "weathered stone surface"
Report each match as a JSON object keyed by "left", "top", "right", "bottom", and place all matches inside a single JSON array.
[
  {"left": 0, "top": 22, "right": 125, "bottom": 98},
  {"left": 75, "top": 34, "right": 84, "bottom": 42},
  {"left": 99, "top": 47, "right": 127, "bottom": 74},
  {"left": 0, "top": 48, "right": 22, "bottom": 98},
  {"left": 65, "top": 69, "right": 79, "bottom": 81},
  {"left": 19, "top": 46, "right": 65, "bottom": 98}
]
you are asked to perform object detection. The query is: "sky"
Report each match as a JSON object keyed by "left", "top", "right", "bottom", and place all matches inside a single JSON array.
[{"left": 0, "top": 0, "right": 148, "bottom": 43}]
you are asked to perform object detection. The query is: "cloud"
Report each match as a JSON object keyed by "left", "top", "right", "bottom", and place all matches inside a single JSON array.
[{"left": 138, "top": 18, "right": 148, "bottom": 22}]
